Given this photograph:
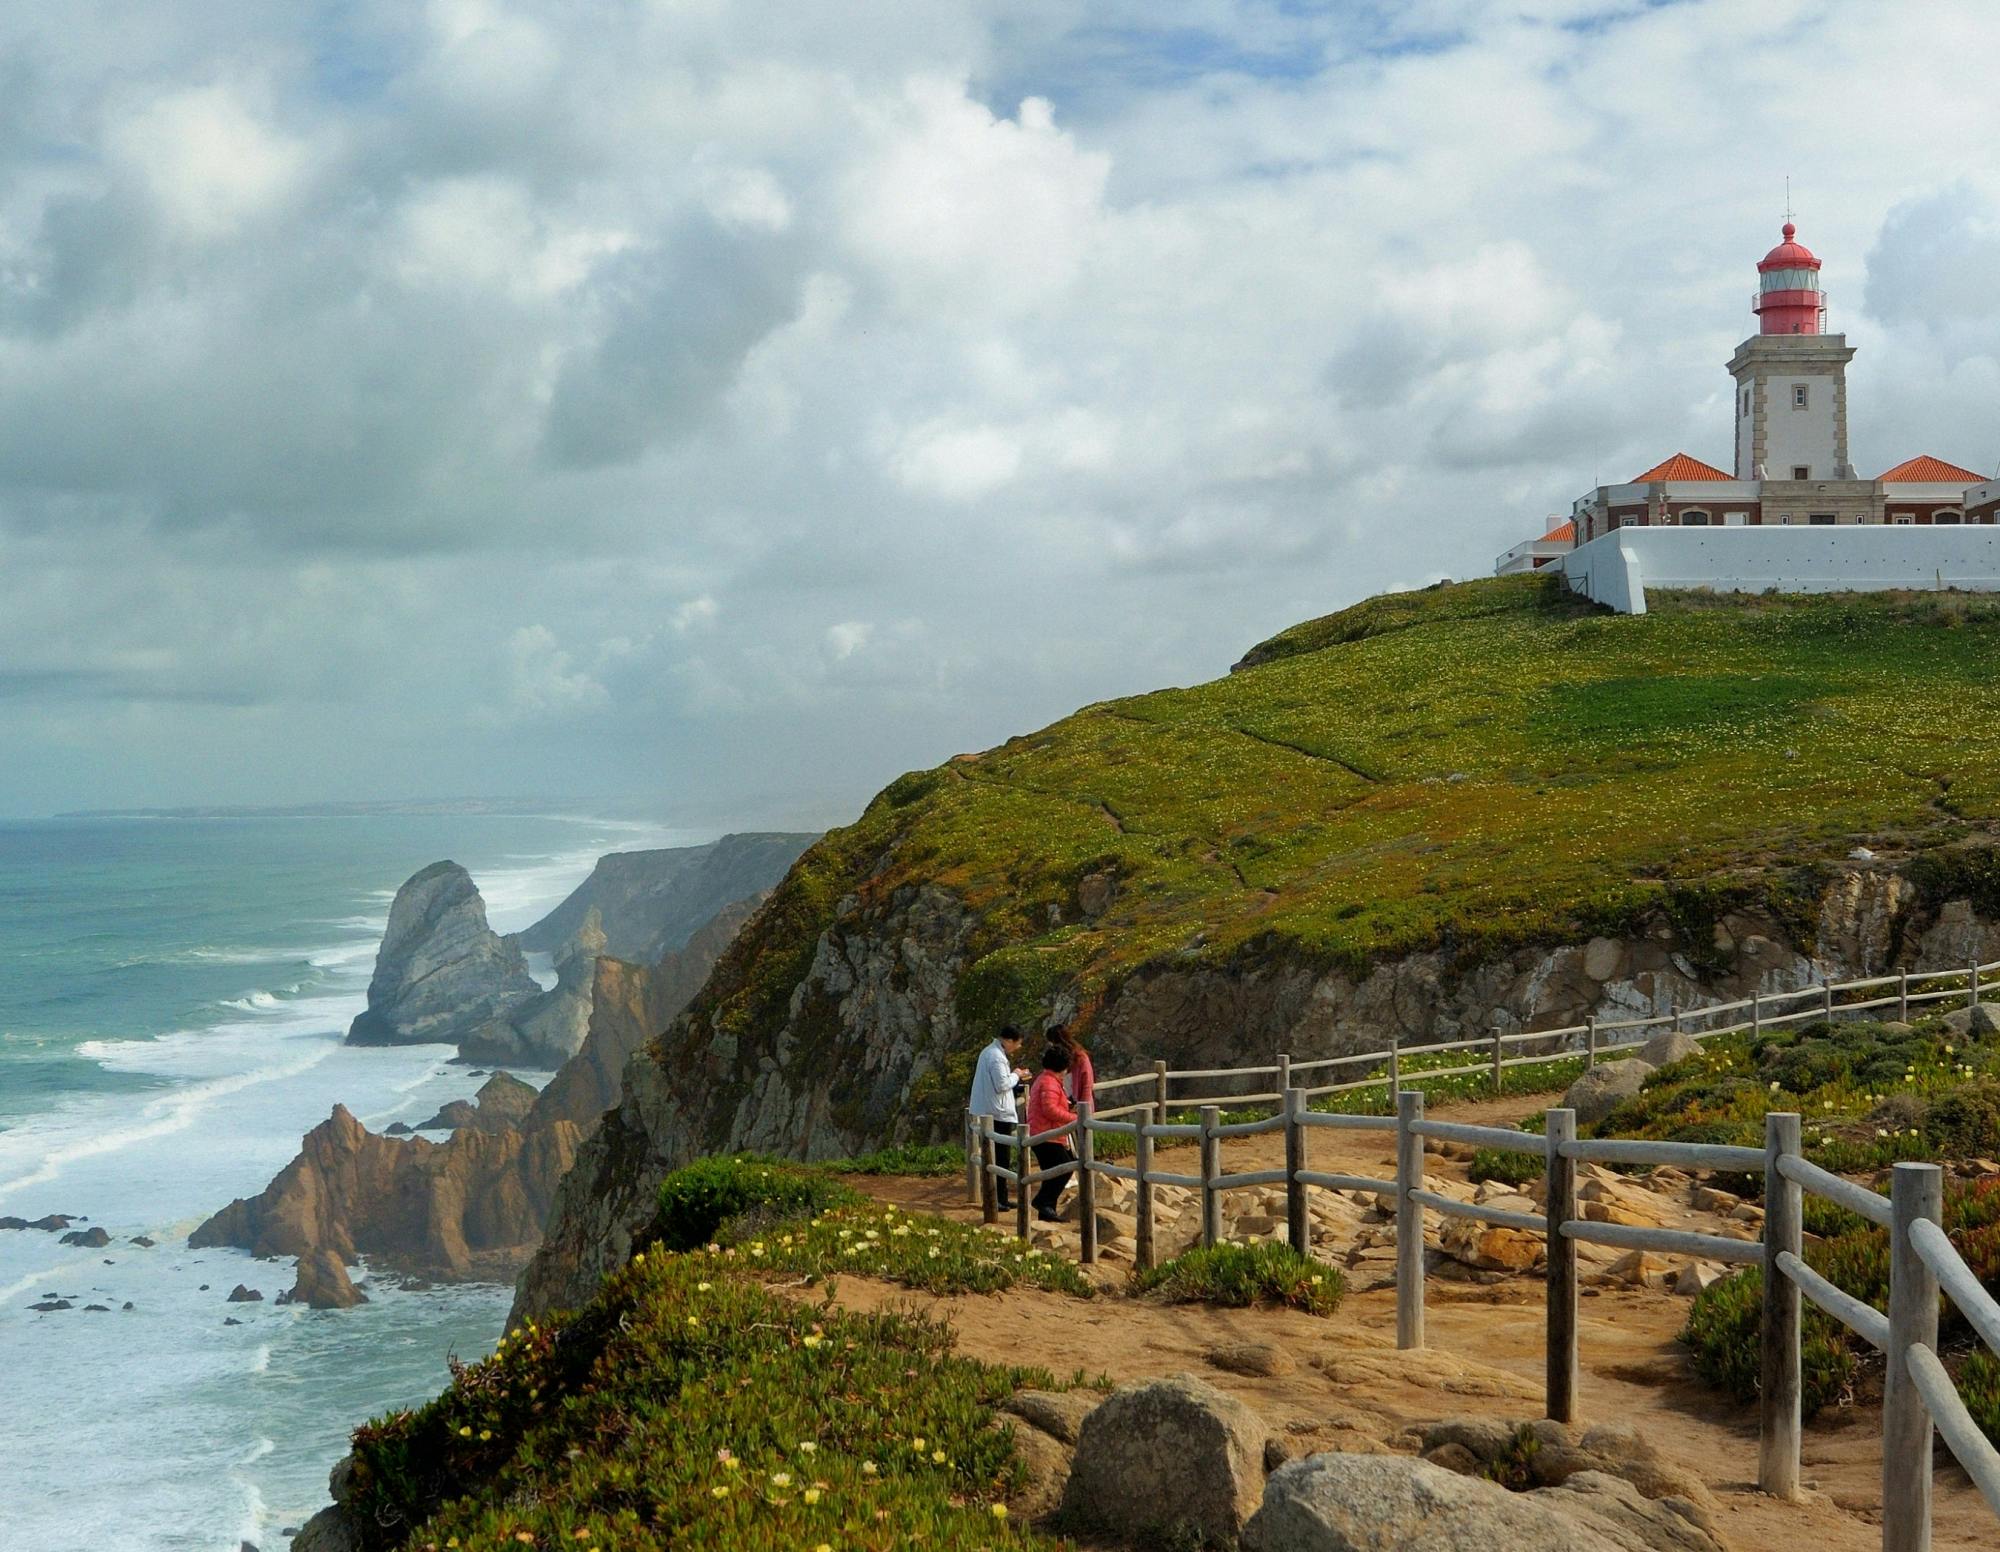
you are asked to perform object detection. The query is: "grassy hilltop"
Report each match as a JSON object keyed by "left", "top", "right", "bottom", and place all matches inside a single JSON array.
[{"left": 704, "top": 576, "right": 2000, "bottom": 1047}]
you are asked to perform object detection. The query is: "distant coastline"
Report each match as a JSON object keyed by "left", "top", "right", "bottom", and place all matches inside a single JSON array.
[{"left": 51, "top": 797, "right": 652, "bottom": 822}]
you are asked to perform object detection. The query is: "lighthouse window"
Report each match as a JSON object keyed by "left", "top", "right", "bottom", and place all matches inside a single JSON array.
[
  {"left": 1792, "top": 465, "right": 1811, "bottom": 480},
  {"left": 1792, "top": 385, "right": 1809, "bottom": 409}
]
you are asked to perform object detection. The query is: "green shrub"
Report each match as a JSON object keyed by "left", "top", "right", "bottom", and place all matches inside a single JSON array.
[
  {"left": 1133, "top": 1241, "right": 1343, "bottom": 1314},
  {"left": 1924, "top": 1078, "right": 2000, "bottom": 1158},
  {"left": 346, "top": 1251, "right": 1069, "bottom": 1550},
  {"left": 650, "top": 1156, "right": 862, "bottom": 1253}
]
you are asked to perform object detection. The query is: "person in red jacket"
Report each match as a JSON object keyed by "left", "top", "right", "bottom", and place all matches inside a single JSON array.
[{"left": 1025, "top": 1045, "right": 1077, "bottom": 1222}]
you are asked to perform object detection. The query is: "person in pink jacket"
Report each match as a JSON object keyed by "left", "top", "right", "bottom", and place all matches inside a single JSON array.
[
  {"left": 1051, "top": 1023, "right": 1093, "bottom": 1107},
  {"left": 1025, "top": 1046, "right": 1077, "bottom": 1222}
]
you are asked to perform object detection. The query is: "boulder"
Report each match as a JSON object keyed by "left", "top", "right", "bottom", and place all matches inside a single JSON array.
[
  {"left": 1973, "top": 1003, "right": 2000, "bottom": 1037},
  {"left": 131, "top": 1235, "right": 157, "bottom": 1248},
  {"left": 384, "top": 1122, "right": 414, "bottom": 1136},
  {"left": 1583, "top": 938, "right": 1625, "bottom": 982},
  {"left": 290, "top": 1508, "right": 362, "bottom": 1552},
  {"left": 29, "top": 1298, "right": 72, "bottom": 1312},
  {"left": 279, "top": 1248, "right": 369, "bottom": 1309},
  {"left": 1437, "top": 1217, "right": 1543, "bottom": 1273},
  {"left": 28, "top": 1214, "right": 74, "bottom": 1231},
  {"left": 226, "top": 1285, "right": 264, "bottom": 1303},
  {"left": 996, "top": 1416, "right": 1073, "bottom": 1520},
  {"left": 1636, "top": 1031, "right": 1700, "bottom": 1070},
  {"left": 59, "top": 1227, "right": 111, "bottom": 1248},
  {"left": 1204, "top": 1341, "right": 1297, "bottom": 1378},
  {"left": 1561, "top": 1060, "right": 1654, "bottom": 1126},
  {"left": 1001, "top": 1389, "right": 1100, "bottom": 1447},
  {"left": 1243, "top": 1453, "right": 1720, "bottom": 1552},
  {"left": 0, "top": 1217, "right": 25, "bottom": 1230},
  {"left": 1059, "top": 1374, "right": 1266, "bottom": 1547},
  {"left": 345, "top": 861, "right": 541, "bottom": 1048}
]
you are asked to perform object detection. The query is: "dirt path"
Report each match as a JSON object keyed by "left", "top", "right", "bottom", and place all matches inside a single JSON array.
[{"left": 848, "top": 1093, "right": 1995, "bottom": 1552}]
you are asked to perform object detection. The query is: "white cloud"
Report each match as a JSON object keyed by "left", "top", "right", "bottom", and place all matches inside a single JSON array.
[
  {"left": 500, "top": 624, "right": 608, "bottom": 720},
  {"left": 824, "top": 621, "right": 874, "bottom": 661},
  {"left": 108, "top": 84, "right": 307, "bottom": 240}
]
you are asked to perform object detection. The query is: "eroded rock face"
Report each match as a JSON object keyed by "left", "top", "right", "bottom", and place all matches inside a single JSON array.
[
  {"left": 346, "top": 862, "right": 541, "bottom": 1048},
  {"left": 420, "top": 1072, "right": 539, "bottom": 1133},
  {"left": 191, "top": 1104, "right": 581, "bottom": 1281},
  {"left": 1058, "top": 1374, "right": 1267, "bottom": 1548}
]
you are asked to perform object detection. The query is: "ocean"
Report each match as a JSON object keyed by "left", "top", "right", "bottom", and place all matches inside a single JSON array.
[{"left": 0, "top": 810, "right": 695, "bottom": 1550}]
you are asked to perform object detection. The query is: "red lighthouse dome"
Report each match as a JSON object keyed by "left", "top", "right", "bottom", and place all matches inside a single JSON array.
[{"left": 1753, "top": 220, "right": 1826, "bottom": 335}]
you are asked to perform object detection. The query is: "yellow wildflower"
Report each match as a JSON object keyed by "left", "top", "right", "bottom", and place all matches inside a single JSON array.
[
  {"left": 803, "top": 1488, "right": 822, "bottom": 1505},
  {"left": 991, "top": 1503, "right": 1009, "bottom": 1520}
]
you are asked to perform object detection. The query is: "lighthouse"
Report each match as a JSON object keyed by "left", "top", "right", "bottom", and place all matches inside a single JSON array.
[
  {"left": 1727, "top": 220, "right": 1854, "bottom": 484},
  {"left": 1752, "top": 221, "right": 1827, "bottom": 336}
]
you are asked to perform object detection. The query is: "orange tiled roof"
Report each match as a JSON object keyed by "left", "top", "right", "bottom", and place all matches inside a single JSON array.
[
  {"left": 1878, "top": 454, "right": 1984, "bottom": 484},
  {"left": 1541, "top": 521, "right": 1575, "bottom": 544},
  {"left": 1631, "top": 452, "right": 1733, "bottom": 483}
]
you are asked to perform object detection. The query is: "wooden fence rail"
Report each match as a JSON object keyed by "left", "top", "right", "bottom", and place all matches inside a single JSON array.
[{"left": 962, "top": 959, "right": 2000, "bottom": 1551}]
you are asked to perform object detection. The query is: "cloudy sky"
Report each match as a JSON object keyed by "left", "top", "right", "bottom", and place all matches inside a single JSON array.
[{"left": 5, "top": 0, "right": 2000, "bottom": 822}]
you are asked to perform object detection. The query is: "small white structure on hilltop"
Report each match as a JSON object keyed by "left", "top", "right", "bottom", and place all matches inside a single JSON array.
[{"left": 1495, "top": 220, "right": 2000, "bottom": 613}]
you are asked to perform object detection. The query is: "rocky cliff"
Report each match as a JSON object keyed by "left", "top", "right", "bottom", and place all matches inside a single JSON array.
[
  {"left": 511, "top": 581, "right": 2000, "bottom": 1319},
  {"left": 197, "top": 895, "right": 770, "bottom": 1287},
  {"left": 516, "top": 833, "right": 817, "bottom": 961},
  {"left": 192, "top": 1103, "right": 581, "bottom": 1281},
  {"left": 346, "top": 861, "right": 542, "bottom": 1048}
]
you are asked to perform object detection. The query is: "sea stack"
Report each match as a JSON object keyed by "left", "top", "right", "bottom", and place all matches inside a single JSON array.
[{"left": 346, "top": 861, "right": 541, "bottom": 1048}]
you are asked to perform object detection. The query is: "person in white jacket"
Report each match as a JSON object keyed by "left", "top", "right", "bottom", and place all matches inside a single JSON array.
[{"left": 967, "top": 1025, "right": 1028, "bottom": 1209}]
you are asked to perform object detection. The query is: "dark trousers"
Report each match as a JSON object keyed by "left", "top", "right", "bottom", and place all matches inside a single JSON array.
[
  {"left": 988, "top": 1130, "right": 1016, "bottom": 1209},
  {"left": 1032, "top": 1141, "right": 1074, "bottom": 1217}
]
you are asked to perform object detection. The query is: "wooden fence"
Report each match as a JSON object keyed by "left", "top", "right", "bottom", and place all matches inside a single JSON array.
[{"left": 961, "top": 959, "right": 2000, "bottom": 1551}]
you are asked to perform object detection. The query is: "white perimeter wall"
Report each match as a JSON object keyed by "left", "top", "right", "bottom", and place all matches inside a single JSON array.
[{"left": 1560, "top": 527, "right": 2000, "bottom": 615}]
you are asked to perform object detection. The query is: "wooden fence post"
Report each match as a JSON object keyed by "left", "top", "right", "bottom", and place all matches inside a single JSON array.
[
  {"left": 1276, "top": 1052, "right": 1291, "bottom": 1104},
  {"left": 1585, "top": 1016, "right": 1598, "bottom": 1069},
  {"left": 1971, "top": 962, "right": 1982, "bottom": 1010},
  {"left": 1751, "top": 991, "right": 1762, "bottom": 1040},
  {"left": 1153, "top": 1060, "right": 1170, "bottom": 1126},
  {"left": 1758, "top": 1111, "right": 1803, "bottom": 1500},
  {"left": 1134, "top": 1122, "right": 1156, "bottom": 1272},
  {"left": 1898, "top": 969, "right": 1911, "bottom": 1024},
  {"left": 1544, "top": 1107, "right": 1578, "bottom": 1425},
  {"left": 1491, "top": 1026, "right": 1504, "bottom": 1095},
  {"left": 1884, "top": 1161, "right": 1943, "bottom": 1552},
  {"left": 965, "top": 1109, "right": 980, "bottom": 1206},
  {"left": 1822, "top": 979, "right": 1834, "bottom": 1022},
  {"left": 1014, "top": 1118, "right": 1031, "bottom": 1242},
  {"left": 1200, "top": 1105, "right": 1222, "bottom": 1248},
  {"left": 1284, "top": 1087, "right": 1309, "bottom": 1255},
  {"left": 1388, "top": 1032, "right": 1401, "bottom": 1096},
  {"left": 1396, "top": 1088, "right": 1426, "bottom": 1351},
  {"left": 1076, "top": 1102, "right": 1097, "bottom": 1266},
  {"left": 979, "top": 1116, "right": 998, "bottom": 1224}
]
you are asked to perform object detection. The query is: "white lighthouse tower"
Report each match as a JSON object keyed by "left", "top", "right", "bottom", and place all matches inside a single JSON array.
[{"left": 1726, "top": 221, "right": 1856, "bottom": 487}]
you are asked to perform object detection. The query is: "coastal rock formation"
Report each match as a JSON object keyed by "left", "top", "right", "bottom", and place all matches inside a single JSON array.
[
  {"left": 346, "top": 862, "right": 541, "bottom": 1048},
  {"left": 459, "top": 913, "right": 607, "bottom": 1067},
  {"left": 516, "top": 833, "right": 815, "bottom": 963},
  {"left": 278, "top": 1248, "right": 368, "bottom": 1309},
  {"left": 202, "top": 894, "right": 770, "bottom": 1294},
  {"left": 1058, "top": 1374, "right": 1267, "bottom": 1547},
  {"left": 192, "top": 1104, "right": 581, "bottom": 1281},
  {"left": 419, "top": 1071, "right": 538, "bottom": 1132}
]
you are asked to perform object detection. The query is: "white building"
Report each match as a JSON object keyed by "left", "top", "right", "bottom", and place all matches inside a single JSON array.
[{"left": 1495, "top": 221, "right": 2000, "bottom": 611}]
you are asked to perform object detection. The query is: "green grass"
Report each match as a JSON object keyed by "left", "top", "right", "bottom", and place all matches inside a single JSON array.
[
  {"left": 1132, "top": 1241, "right": 1343, "bottom": 1314},
  {"left": 822, "top": 1143, "right": 966, "bottom": 1178},
  {"left": 339, "top": 1251, "right": 1067, "bottom": 1551}
]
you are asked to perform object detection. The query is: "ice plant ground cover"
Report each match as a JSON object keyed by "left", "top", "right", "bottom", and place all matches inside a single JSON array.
[
  {"left": 342, "top": 1246, "right": 1076, "bottom": 1551},
  {"left": 1132, "top": 1241, "right": 1344, "bottom": 1314}
]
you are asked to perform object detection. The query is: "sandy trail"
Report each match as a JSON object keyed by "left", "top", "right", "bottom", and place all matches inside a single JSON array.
[{"left": 845, "top": 1093, "right": 1994, "bottom": 1552}]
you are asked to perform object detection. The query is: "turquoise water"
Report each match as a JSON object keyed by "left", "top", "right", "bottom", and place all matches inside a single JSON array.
[{"left": 0, "top": 811, "right": 691, "bottom": 1549}]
